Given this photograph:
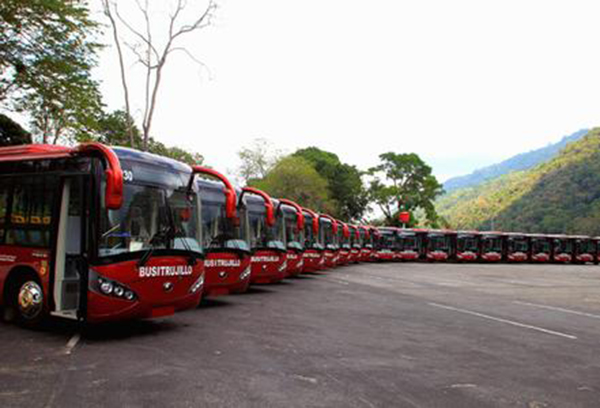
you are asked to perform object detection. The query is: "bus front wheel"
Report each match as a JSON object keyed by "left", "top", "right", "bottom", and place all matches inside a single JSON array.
[{"left": 7, "top": 277, "right": 47, "bottom": 327}]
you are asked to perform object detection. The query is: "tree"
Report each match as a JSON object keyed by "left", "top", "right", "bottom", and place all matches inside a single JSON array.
[
  {"left": 293, "top": 147, "right": 368, "bottom": 221},
  {"left": 1, "top": 0, "right": 103, "bottom": 144},
  {"left": 94, "top": 109, "right": 204, "bottom": 165},
  {"left": 102, "top": 0, "right": 217, "bottom": 150},
  {"left": 237, "top": 138, "right": 282, "bottom": 183},
  {"left": 368, "top": 152, "right": 443, "bottom": 226},
  {"left": 250, "top": 156, "right": 335, "bottom": 213},
  {"left": 0, "top": 114, "right": 31, "bottom": 146}
]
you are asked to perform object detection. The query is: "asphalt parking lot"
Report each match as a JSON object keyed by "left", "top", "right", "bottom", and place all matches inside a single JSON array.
[{"left": 2, "top": 263, "right": 600, "bottom": 408}]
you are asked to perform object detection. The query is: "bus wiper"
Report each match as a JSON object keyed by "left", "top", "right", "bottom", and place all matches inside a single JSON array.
[{"left": 137, "top": 226, "right": 173, "bottom": 267}]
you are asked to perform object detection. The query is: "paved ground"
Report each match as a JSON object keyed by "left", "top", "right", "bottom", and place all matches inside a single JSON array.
[{"left": 1, "top": 263, "right": 600, "bottom": 408}]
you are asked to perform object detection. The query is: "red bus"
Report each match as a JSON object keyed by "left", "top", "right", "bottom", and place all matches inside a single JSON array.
[
  {"left": 504, "top": 233, "right": 529, "bottom": 262},
  {"left": 319, "top": 214, "right": 338, "bottom": 268},
  {"left": 595, "top": 237, "right": 600, "bottom": 265},
  {"left": 348, "top": 225, "right": 361, "bottom": 263},
  {"left": 195, "top": 168, "right": 251, "bottom": 297},
  {"left": 455, "top": 231, "right": 480, "bottom": 262},
  {"left": 336, "top": 220, "right": 351, "bottom": 266},
  {"left": 550, "top": 235, "right": 573, "bottom": 263},
  {"left": 0, "top": 144, "right": 205, "bottom": 326},
  {"left": 358, "top": 226, "right": 373, "bottom": 262},
  {"left": 278, "top": 199, "right": 305, "bottom": 277},
  {"left": 573, "top": 235, "right": 595, "bottom": 264},
  {"left": 244, "top": 188, "right": 287, "bottom": 284},
  {"left": 479, "top": 232, "right": 504, "bottom": 262},
  {"left": 398, "top": 229, "right": 425, "bottom": 261},
  {"left": 425, "top": 230, "right": 454, "bottom": 262},
  {"left": 374, "top": 227, "right": 398, "bottom": 261},
  {"left": 301, "top": 208, "right": 323, "bottom": 273},
  {"left": 528, "top": 234, "right": 552, "bottom": 263}
]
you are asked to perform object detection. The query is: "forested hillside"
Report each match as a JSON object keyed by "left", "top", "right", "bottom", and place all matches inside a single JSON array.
[
  {"left": 443, "top": 129, "right": 588, "bottom": 192},
  {"left": 437, "top": 128, "right": 600, "bottom": 235}
]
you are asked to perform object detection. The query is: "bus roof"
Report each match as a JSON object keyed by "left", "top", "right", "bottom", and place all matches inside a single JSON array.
[{"left": 113, "top": 147, "right": 191, "bottom": 174}]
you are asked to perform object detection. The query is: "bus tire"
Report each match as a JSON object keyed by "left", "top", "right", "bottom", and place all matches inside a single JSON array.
[{"left": 6, "top": 272, "right": 47, "bottom": 328}]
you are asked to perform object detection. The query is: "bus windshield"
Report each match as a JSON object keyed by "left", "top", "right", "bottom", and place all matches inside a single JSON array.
[
  {"left": 457, "top": 235, "right": 478, "bottom": 252},
  {"left": 99, "top": 181, "right": 202, "bottom": 258},
  {"left": 200, "top": 189, "right": 250, "bottom": 253},
  {"left": 247, "top": 199, "right": 286, "bottom": 251},
  {"left": 320, "top": 219, "right": 337, "bottom": 250},
  {"left": 283, "top": 206, "right": 304, "bottom": 251},
  {"left": 428, "top": 234, "right": 450, "bottom": 251},
  {"left": 378, "top": 230, "right": 396, "bottom": 250},
  {"left": 482, "top": 236, "right": 502, "bottom": 252},
  {"left": 508, "top": 237, "right": 528, "bottom": 252},
  {"left": 401, "top": 234, "right": 418, "bottom": 251},
  {"left": 531, "top": 238, "right": 550, "bottom": 254},
  {"left": 555, "top": 238, "right": 573, "bottom": 253},
  {"left": 303, "top": 212, "right": 322, "bottom": 250},
  {"left": 575, "top": 239, "right": 593, "bottom": 254}
]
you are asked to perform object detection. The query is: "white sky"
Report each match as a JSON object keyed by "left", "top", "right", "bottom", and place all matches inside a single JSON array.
[{"left": 93, "top": 0, "right": 600, "bottom": 182}]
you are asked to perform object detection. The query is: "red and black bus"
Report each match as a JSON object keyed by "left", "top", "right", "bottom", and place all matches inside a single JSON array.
[
  {"left": 425, "top": 230, "right": 454, "bottom": 262},
  {"left": 398, "top": 229, "right": 425, "bottom": 261},
  {"left": 479, "top": 232, "right": 504, "bottom": 262},
  {"left": 278, "top": 199, "right": 305, "bottom": 277},
  {"left": 336, "top": 220, "right": 351, "bottom": 266},
  {"left": 195, "top": 169, "right": 251, "bottom": 297},
  {"left": 374, "top": 227, "right": 398, "bottom": 261},
  {"left": 348, "top": 225, "right": 361, "bottom": 263},
  {"left": 358, "top": 226, "right": 373, "bottom": 262},
  {"left": 528, "top": 234, "right": 552, "bottom": 263},
  {"left": 244, "top": 188, "right": 287, "bottom": 284},
  {"left": 504, "top": 233, "right": 529, "bottom": 262},
  {"left": 455, "top": 231, "right": 480, "bottom": 262},
  {"left": 550, "top": 235, "right": 573, "bottom": 263},
  {"left": 0, "top": 144, "right": 205, "bottom": 326},
  {"left": 319, "top": 214, "right": 338, "bottom": 268},
  {"left": 301, "top": 208, "right": 323, "bottom": 273},
  {"left": 572, "top": 235, "right": 596, "bottom": 264}
]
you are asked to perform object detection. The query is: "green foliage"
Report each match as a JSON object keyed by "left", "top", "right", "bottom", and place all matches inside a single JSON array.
[
  {"left": 0, "top": 114, "right": 31, "bottom": 146},
  {"left": 443, "top": 129, "right": 589, "bottom": 192},
  {"left": 368, "top": 152, "right": 444, "bottom": 226},
  {"left": 250, "top": 156, "right": 335, "bottom": 214},
  {"left": 0, "top": 0, "right": 103, "bottom": 144},
  {"left": 438, "top": 129, "right": 600, "bottom": 235},
  {"left": 293, "top": 147, "right": 368, "bottom": 221}
]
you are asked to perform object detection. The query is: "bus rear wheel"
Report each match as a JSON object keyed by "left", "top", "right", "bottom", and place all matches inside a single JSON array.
[{"left": 8, "top": 278, "right": 47, "bottom": 327}]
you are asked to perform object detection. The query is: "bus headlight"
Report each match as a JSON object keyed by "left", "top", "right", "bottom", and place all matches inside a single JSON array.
[
  {"left": 189, "top": 274, "right": 204, "bottom": 294},
  {"left": 239, "top": 267, "right": 251, "bottom": 281},
  {"left": 91, "top": 271, "right": 137, "bottom": 302}
]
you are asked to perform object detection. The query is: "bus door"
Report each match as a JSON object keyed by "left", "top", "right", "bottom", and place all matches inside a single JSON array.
[{"left": 51, "top": 176, "right": 89, "bottom": 320}]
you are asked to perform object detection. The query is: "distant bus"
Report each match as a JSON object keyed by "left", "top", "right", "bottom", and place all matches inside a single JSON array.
[
  {"left": 0, "top": 144, "right": 204, "bottom": 326},
  {"left": 279, "top": 199, "right": 305, "bottom": 277},
  {"left": 479, "top": 232, "right": 504, "bottom": 262},
  {"left": 244, "top": 188, "right": 287, "bottom": 284},
  {"left": 398, "top": 229, "right": 426, "bottom": 261},
  {"left": 550, "top": 235, "right": 573, "bottom": 263},
  {"left": 301, "top": 208, "right": 323, "bottom": 273},
  {"left": 425, "top": 230, "right": 454, "bottom": 262},
  {"left": 348, "top": 225, "right": 361, "bottom": 263},
  {"left": 375, "top": 227, "right": 398, "bottom": 261},
  {"left": 455, "top": 231, "right": 480, "bottom": 262},
  {"left": 358, "top": 226, "right": 373, "bottom": 262},
  {"left": 528, "top": 234, "right": 552, "bottom": 263},
  {"left": 336, "top": 220, "right": 351, "bottom": 266},
  {"left": 195, "top": 169, "right": 251, "bottom": 297},
  {"left": 504, "top": 233, "right": 529, "bottom": 262},
  {"left": 572, "top": 236, "right": 596, "bottom": 264},
  {"left": 319, "top": 214, "right": 338, "bottom": 268}
]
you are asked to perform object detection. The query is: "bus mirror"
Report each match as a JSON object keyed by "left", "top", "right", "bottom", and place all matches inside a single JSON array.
[{"left": 78, "top": 143, "right": 123, "bottom": 210}]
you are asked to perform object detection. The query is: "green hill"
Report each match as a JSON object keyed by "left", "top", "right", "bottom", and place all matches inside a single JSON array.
[{"left": 437, "top": 128, "right": 600, "bottom": 236}]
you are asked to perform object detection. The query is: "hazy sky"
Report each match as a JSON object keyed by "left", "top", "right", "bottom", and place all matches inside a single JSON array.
[{"left": 94, "top": 0, "right": 600, "bottom": 182}]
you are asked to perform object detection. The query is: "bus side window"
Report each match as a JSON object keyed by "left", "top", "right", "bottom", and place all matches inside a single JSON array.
[
  {"left": 5, "top": 176, "right": 58, "bottom": 248},
  {"left": 0, "top": 179, "right": 8, "bottom": 244}
]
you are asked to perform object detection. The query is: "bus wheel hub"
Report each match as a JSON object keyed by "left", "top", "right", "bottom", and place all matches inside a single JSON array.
[{"left": 17, "top": 282, "right": 43, "bottom": 318}]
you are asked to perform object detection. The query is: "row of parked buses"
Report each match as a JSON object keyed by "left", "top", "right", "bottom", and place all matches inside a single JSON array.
[
  {"left": 0, "top": 144, "right": 598, "bottom": 328},
  {"left": 374, "top": 228, "right": 600, "bottom": 264}
]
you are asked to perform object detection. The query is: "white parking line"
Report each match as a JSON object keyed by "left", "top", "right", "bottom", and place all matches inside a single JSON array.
[
  {"left": 514, "top": 301, "right": 600, "bottom": 320},
  {"left": 64, "top": 333, "right": 81, "bottom": 355},
  {"left": 429, "top": 302, "right": 577, "bottom": 340}
]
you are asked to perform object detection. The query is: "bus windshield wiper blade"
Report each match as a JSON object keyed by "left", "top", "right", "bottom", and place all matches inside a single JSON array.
[{"left": 137, "top": 226, "right": 172, "bottom": 267}]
